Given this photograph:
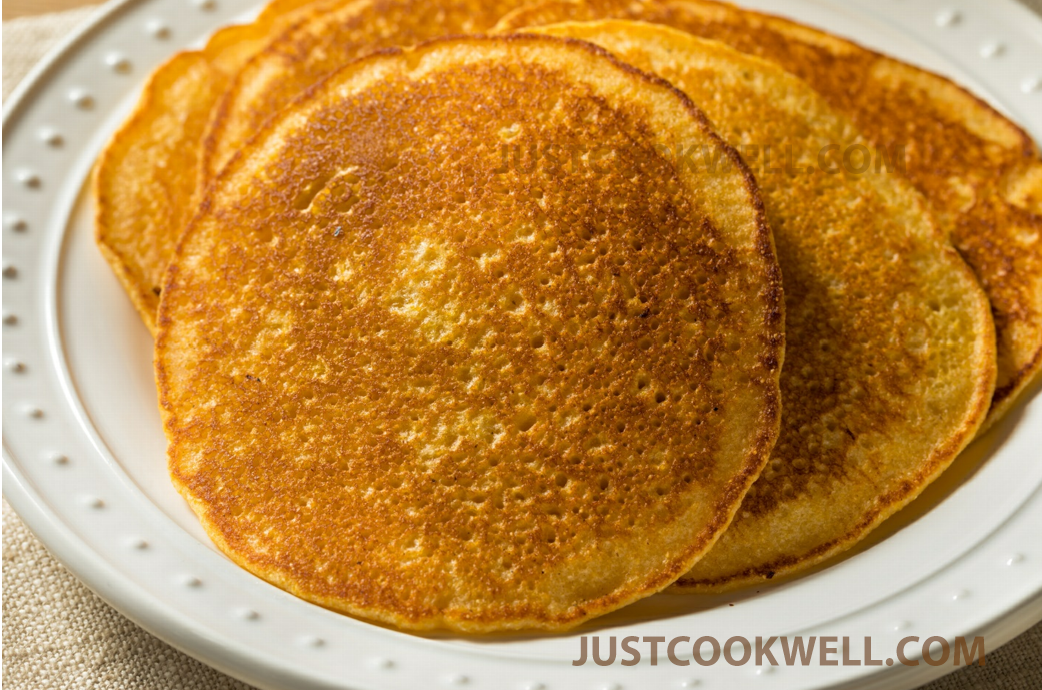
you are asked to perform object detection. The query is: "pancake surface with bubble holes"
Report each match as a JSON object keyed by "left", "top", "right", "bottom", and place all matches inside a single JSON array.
[
  {"left": 519, "top": 20, "right": 995, "bottom": 591},
  {"left": 92, "top": 0, "right": 323, "bottom": 332},
  {"left": 156, "top": 35, "right": 784, "bottom": 631},
  {"left": 497, "top": 0, "right": 1042, "bottom": 430},
  {"left": 202, "top": 0, "right": 530, "bottom": 181}
]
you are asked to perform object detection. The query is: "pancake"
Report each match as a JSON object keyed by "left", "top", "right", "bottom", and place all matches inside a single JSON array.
[
  {"left": 518, "top": 20, "right": 996, "bottom": 590},
  {"left": 156, "top": 35, "right": 784, "bottom": 630},
  {"left": 202, "top": 0, "right": 527, "bottom": 181},
  {"left": 498, "top": 0, "right": 1042, "bottom": 428},
  {"left": 93, "top": 0, "right": 322, "bottom": 332}
]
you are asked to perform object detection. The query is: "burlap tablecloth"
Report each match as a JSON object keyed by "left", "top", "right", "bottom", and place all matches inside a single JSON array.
[{"left": 4, "top": 4, "right": 1042, "bottom": 689}]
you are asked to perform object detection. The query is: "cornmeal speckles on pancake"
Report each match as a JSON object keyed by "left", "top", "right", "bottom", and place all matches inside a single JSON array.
[
  {"left": 202, "top": 0, "right": 528, "bottom": 181},
  {"left": 93, "top": 0, "right": 323, "bottom": 332},
  {"left": 497, "top": 0, "right": 1042, "bottom": 427},
  {"left": 157, "top": 36, "right": 784, "bottom": 631},
  {"left": 519, "top": 21, "right": 994, "bottom": 591}
]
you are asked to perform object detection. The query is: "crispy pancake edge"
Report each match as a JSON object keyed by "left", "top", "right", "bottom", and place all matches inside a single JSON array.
[
  {"left": 92, "top": 0, "right": 325, "bottom": 332},
  {"left": 92, "top": 51, "right": 197, "bottom": 333},
  {"left": 197, "top": 0, "right": 370, "bottom": 185}
]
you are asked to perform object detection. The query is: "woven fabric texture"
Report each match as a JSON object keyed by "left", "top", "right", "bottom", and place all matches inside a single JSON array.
[{"left": 2, "top": 3, "right": 1041, "bottom": 689}]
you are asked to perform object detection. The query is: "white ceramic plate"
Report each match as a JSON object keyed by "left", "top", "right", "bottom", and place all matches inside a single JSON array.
[{"left": 4, "top": 1, "right": 1042, "bottom": 688}]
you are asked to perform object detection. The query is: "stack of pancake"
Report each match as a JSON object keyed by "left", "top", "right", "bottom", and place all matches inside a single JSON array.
[{"left": 94, "top": 0, "right": 1042, "bottom": 632}]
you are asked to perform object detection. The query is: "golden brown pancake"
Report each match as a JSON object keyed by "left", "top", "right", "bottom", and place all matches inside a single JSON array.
[
  {"left": 202, "top": 0, "right": 529, "bottom": 180},
  {"left": 519, "top": 20, "right": 995, "bottom": 591},
  {"left": 498, "top": 0, "right": 1042, "bottom": 427},
  {"left": 156, "top": 35, "right": 785, "bottom": 630},
  {"left": 95, "top": 0, "right": 530, "bottom": 332},
  {"left": 93, "top": 0, "right": 323, "bottom": 332}
]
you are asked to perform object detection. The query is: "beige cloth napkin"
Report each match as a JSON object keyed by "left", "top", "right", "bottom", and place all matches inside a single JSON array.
[{"left": 3, "top": 4, "right": 1042, "bottom": 690}]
